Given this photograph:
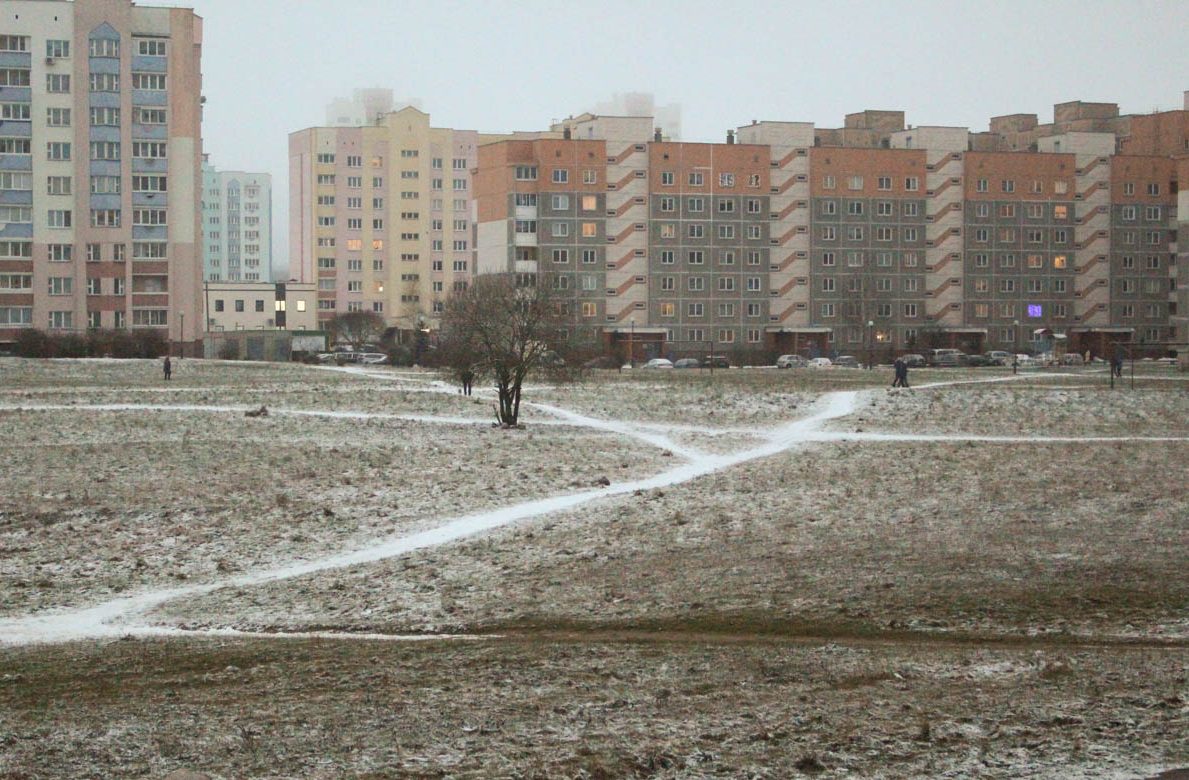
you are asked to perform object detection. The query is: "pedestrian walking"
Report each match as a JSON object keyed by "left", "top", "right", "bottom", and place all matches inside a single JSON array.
[
  {"left": 460, "top": 367, "right": 474, "bottom": 396},
  {"left": 891, "top": 357, "right": 905, "bottom": 387},
  {"left": 163, "top": 356, "right": 172, "bottom": 381}
]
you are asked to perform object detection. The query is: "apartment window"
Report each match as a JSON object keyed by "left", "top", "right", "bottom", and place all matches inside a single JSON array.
[
  {"left": 552, "top": 249, "right": 569, "bottom": 264},
  {"left": 133, "top": 242, "right": 166, "bottom": 259},
  {"left": 821, "top": 226, "right": 837, "bottom": 241},
  {"left": 717, "top": 199, "right": 735, "bottom": 213},
  {"left": 49, "top": 311, "right": 73, "bottom": 329},
  {"left": 136, "top": 108, "right": 167, "bottom": 125},
  {"left": 974, "top": 278, "right": 990, "bottom": 293},
  {"left": 746, "top": 250, "right": 762, "bottom": 266},
  {"left": 1001, "top": 179, "right": 1015, "bottom": 193},
  {"left": 1000, "top": 254, "right": 1016, "bottom": 268},
  {"left": 1146, "top": 183, "right": 1160, "bottom": 196},
  {"left": 903, "top": 278, "right": 919, "bottom": 292},
  {"left": 718, "top": 225, "right": 735, "bottom": 239},
  {"left": 661, "top": 171, "right": 674, "bottom": 186},
  {"left": 1027, "top": 254, "right": 1044, "bottom": 269},
  {"left": 89, "top": 73, "right": 119, "bottom": 92},
  {"left": 89, "top": 141, "right": 120, "bottom": 161},
  {"left": 1053, "top": 229, "right": 1068, "bottom": 244},
  {"left": 999, "top": 228, "right": 1015, "bottom": 242},
  {"left": 1053, "top": 255, "right": 1067, "bottom": 269},
  {"left": 46, "top": 175, "right": 71, "bottom": 196},
  {"left": 846, "top": 226, "right": 864, "bottom": 241},
  {"left": 1053, "top": 279, "right": 1067, "bottom": 293},
  {"left": 821, "top": 251, "right": 835, "bottom": 267},
  {"left": 132, "top": 141, "right": 167, "bottom": 159},
  {"left": 975, "top": 178, "right": 988, "bottom": 193},
  {"left": 688, "top": 224, "right": 704, "bottom": 238},
  {"left": 876, "top": 201, "right": 893, "bottom": 217},
  {"left": 1146, "top": 255, "right": 1161, "bottom": 270},
  {"left": 0, "top": 140, "right": 31, "bottom": 161},
  {"left": 821, "top": 303, "right": 835, "bottom": 317},
  {"left": 720, "top": 250, "right": 736, "bottom": 265},
  {"left": 822, "top": 174, "right": 836, "bottom": 189},
  {"left": 904, "top": 176, "right": 919, "bottom": 191},
  {"left": 514, "top": 165, "right": 537, "bottom": 180},
  {"left": 552, "top": 222, "right": 570, "bottom": 238},
  {"left": 131, "top": 73, "right": 166, "bottom": 91},
  {"left": 1123, "top": 182, "right": 1135, "bottom": 196},
  {"left": 717, "top": 277, "right": 735, "bottom": 292},
  {"left": 688, "top": 277, "right": 705, "bottom": 291},
  {"left": 847, "top": 200, "right": 864, "bottom": 216},
  {"left": 91, "top": 176, "right": 120, "bottom": 194},
  {"left": 689, "top": 172, "right": 704, "bottom": 186},
  {"left": 688, "top": 197, "right": 705, "bottom": 212},
  {"left": 847, "top": 175, "right": 863, "bottom": 190},
  {"left": 822, "top": 278, "right": 836, "bottom": 292},
  {"left": 47, "top": 209, "right": 71, "bottom": 228},
  {"left": 452, "top": 178, "right": 466, "bottom": 190},
  {"left": 688, "top": 250, "right": 704, "bottom": 264},
  {"left": 687, "top": 302, "right": 704, "bottom": 317},
  {"left": 1000, "top": 279, "right": 1016, "bottom": 293},
  {"left": 719, "top": 173, "right": 735, "bottom": 187},
  {"left": 551, "top": 168, "right": 569, "bottom": 184},
  {"left": 847, "top": 251, "right": 865, "bottom": 267},
  {"left": 1027, "top": 229, "right": 1043, "bottom": 244},
  {"left": 903, "top": 304, "right": 918, "bottom": 318},
  {"left": 1053, "top": 205, "right": 1068, "bottom": 220},
  {"left": 660, "top": 250, "right": 675, "bottom": 265},
  {"left": 373, "top": 177, "right": 384, "bottom": 188},
  {"left": 659, "top": 196, "right": 675, "bottom": 212},
  {"left": 48, "top": 277, "right": 73, "bottom": 295},
  {"left": 876, "top": 227, "right": 894, "bottom": 242}
]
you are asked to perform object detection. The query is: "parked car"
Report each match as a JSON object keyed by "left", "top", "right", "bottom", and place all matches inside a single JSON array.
[
  {"left": 643, "top": 358, "right": 674, "bottom": 369},
  {"left": 900, "top": 354, "right": 926, "bottom": 368},
  {"left": 963, "top": 353, "right": 993, "bottom": 367},
  {"left": 673, "top": 358, "right": 700, "bottom": 369},
  {"left": 808, "top": 357, "right": 833, "bottom": 369},
  {"left": 834, "top": 355, "right": 860, "bottom": 369},
  {"left": 984, "top": 350, "right": 1012, "bottom": 366},
  {"left": 1060, "top": 353, "right": 1084, "bottom": 366},
  {"left": 358, "top": 352, "right": 389, "bottom": 365},
  {"left": 927, "top": 348, "right": 964, "bottom": 367},
  {"left": 776, "top": 354, "right": 808, "bottom": 369},
  {"left": 702, "top": 354, "right": 730, "bottom": 369}
]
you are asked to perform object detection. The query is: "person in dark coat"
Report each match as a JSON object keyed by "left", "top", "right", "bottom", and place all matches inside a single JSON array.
[
  {"left": 460, "top": 367, "right": 474, "bottom": 396},
  {"left": 892, "top": 356, "right": 909, "bottom": 388},
  {"left": 163, "top": 356, "right": 172, "bottom": 381}
]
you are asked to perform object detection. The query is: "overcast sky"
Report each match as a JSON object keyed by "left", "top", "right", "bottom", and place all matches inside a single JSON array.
[{"left": 151, "top": 0, "right": 1189, "bottom": 277}]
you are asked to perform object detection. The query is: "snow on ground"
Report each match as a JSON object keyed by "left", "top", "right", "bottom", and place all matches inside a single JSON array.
[{"left": 0, "top": 358, "right": 1185, "bottom": 779}]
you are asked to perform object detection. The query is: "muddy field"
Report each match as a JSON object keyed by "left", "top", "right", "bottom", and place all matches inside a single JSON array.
[{"left": 0, "top": 358, "right": 1186, "bottom": 778}]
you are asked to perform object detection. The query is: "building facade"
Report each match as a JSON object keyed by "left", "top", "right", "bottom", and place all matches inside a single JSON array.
[
  {"left": 201, "top": 156, "right": 271, "bottom": 282},
  {"left": 204, "top": 280, "right": 316, "bottom": 332},
  {"left": 0, "top": 0, "right": 203, "bottom": 350},
  {"left": 476, "top": 97, "right": 1185, "bottom": 360},
  {"left": 289, "top": 106, "right": 486, "bottom": 330}
]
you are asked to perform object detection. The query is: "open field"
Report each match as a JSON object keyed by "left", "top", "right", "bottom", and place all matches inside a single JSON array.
[{"left": 0, "top": 357, "right": 1186, "bottom": 778}]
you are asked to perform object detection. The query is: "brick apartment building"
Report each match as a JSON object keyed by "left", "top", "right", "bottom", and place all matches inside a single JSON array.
[
  {"left": 474, "top": 95, "right": 1186, "bottom": 361},
  {"left": 0, "top": 0, "right": 203, "bottom": 351}
]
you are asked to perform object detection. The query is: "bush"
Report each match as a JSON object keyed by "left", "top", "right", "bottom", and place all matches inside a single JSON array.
[
  {"left": 14, "top": 329, "right": 50, "bottom": 358},
  {"left": 217, "top": 340, "right": 240, "bottom": 360},
  {"left": 12, "top": 328, "right": 168, "bottom": 359},
  {"left": 386, "top": 344, "right": 413, "bottom": 367}
]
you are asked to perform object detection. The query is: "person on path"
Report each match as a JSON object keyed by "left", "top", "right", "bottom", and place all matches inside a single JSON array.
[
  {"left": 163, "top": 356, "right": 172, "bottom": 381},
  {"left": 891, "top": 356, "right": 905, "bottom": 388},
  {"left": 460, "top": 367, "right": 474, "bottom": 396}
]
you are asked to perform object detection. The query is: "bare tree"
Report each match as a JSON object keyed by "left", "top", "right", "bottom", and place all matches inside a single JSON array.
[
  {"left": 439, "top": 274, "right": 566, "bottom": 427},
  {"left": 328, "top": 311, "right": 386, "bottom": 351}
]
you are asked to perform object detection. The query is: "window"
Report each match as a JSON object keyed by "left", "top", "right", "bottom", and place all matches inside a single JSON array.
[
  {"left": 877, "top": 176, "right": 892, "bottom": 191},
  {"left": 904, "top": 176, "right": 919, "bottom": 191},
  {"left": 688, "top": 224, "right": 704, "bottom": 238},
  {"left": 132, "top": 141, "right": 167, "bottom": 159},
  {"left": 1147, "top": 183, "right": 1160, "bottom": 196},
  {"left": 45, "top": 107, "right": 71, "bottom": 127},
  {"left": 552, "top": 249, "right": 569, "bottom": 263},
  {"left": 1001, "top": 179, "right": 1015, "bottom": 193},
  {"left": 847, "top": 175, "right": 863, "bottom": 190},
  {"left": 975, "top": 178, "right": 988, "bottom": 193},
  {"left": 89, "top": 141, "right": 119, "bottom": 160},
  {"left": 514, "top": 165, "right": 537, "bottom": 180},
  {"left": 131, "top": 73, "right": 166, "bottom": 91},
  {"left": 1053, "top": 255, "right": 1067, "bottom": 270},
  {"left": 689, "top": 172, "right": 704, "bottom": 186},
  {"left": 552, "top": 222, "right": 569, "bottom": 238},
  {"left": 659, "top": 196, "right": 675, "bottom": 212},
  {"left": 903, "top": 304, "right": 918, "bottom": 318},
  {"left": 91, "top": 176, "right": 120, "bottom": 194},
  {"left": 661, "top": 171, "right": 674, "bottom": 186},
  {"left": 582, "top": 249, "right": 597, "bottom": 264},
  {"left": 719, "top": 172, "right": 735, "bottom": 187},
  {"left": 137, "top": 39, "right": 167, "bottom": 56},
  {"left": 822, "top": 175, "right": 836, "bottom": 189},
  {"left": 660, "top": 250, "right": 675, "bottom": 265},
  {"left": 48, "top": 277, "right": 73, "bottom": 295},
  {"left": 135, "top": 107, "right": 167, "bottom": 125},
  {"left": 1000, "top": 279, "right": 1016, "bottom": 293},
  {"left": 846, "top": 226, "right": 864, "bottom": 241},
  {"left": 1027, "top": 229, "right": 1043, "bottom": 244},
  {"left": 49, "top": 311, "right": 73, "bottom": 330},
  {"left": 717, "top": 277, "right": 735, "bottom": 292},
  {"left": 551, "top": 168, "right": 569, "bottom": 184},
  {"left": 847, "top": 201, "right": 864, "bottom": 216},
  {"left": 717, "top": 199, "right": 735, "bottom": 213},
  {"left": 720, "top": 250, "right": 735, "bottom": 265},
  {"left": 821, "top": 303, "right": 835, "bottom": 317},
  {"left": 847, "top": 251, "right": 864, "bottom": 267},
  {"left": 1123, "top": 182, "right": 1135, "bottom": 196},
  {"left": 974, "top": 278, "right": 990, "bottom": 293},
  {"left": 1000, "top": 254, "right": 1016, "bottom": 268},
  {"left": 1053, "top": 279, "right": 1067, "bottom": 293},
  {"left": 47, "top": 209, "right": 71, "bottom": 228},
  {"left": 746, "top": 277, "right": 762, "bottom": 291},
  {"left": 0, "top": 138, "right": 31, "bottom": 155},
  {"left": 876, "top": 201, "right": 893, "bottom": 216},
  {"left": 688, "top": 250, "right": 704, "bottom": 264},
  {"left": 687, "top": 197, "right": 705, "bottom": 212},
  {"left": 688, "top": 277, "right": 705, "bottom": 291},
  {"left": 821, "top": 251, "right": 835, "bottom": 267},
  {"left": 687, "top": 302, "right": 704, "bottom": 317},
  {"left": 876, "top": 227, "right": 894, "bottom": 242},
  {"left": 89, "top": 73, "right": 119, "bottom": 92},
  {"left": 821, "top": 226, "right": 836, "bottom": 241},
  {"left": 89, "top": 38, "right": 119, "bottom": 57},
  {"left": 822, "top": 278, "right": 836, "bottom": 292},
  {"left": 660, "top": 276, "right": 675, "bottom": 291},
  {"left": 717, "top": 225, "right": 735, "bottom": 239}
]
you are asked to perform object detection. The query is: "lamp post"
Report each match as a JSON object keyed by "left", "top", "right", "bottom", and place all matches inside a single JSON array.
[
  {"left": 629, "top": 318, "right": 635, "bottom": 369},
  {"left": 866, "top": 320, "right": 874, "bottom": 369},
  {"left": 178, "top": 311, "right": 184, "bottom": 359},
  {"left": 1012, "top": 319, "right": 1020, "bottom": 374}
]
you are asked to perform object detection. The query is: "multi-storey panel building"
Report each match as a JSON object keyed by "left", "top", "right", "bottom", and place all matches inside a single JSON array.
[
  {"left": 289, "top": 106, "right": 482, "bottom": 329},
  {"left": 201, "top": 156, "right": 271, "bottom": 282},
  {"left": 476, "top": 96, "right": 1185, "bottom": 361},
  {"left": 0, "top": 0, "right": 202, "bottom": 349}
]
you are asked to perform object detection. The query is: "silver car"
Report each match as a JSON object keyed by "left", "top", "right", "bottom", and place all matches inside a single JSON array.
[{"left": 776, "top": 354, "right": 807, "bottom": 369}]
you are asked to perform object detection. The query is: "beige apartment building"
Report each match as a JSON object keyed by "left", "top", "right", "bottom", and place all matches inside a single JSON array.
[
  {"left": 288, "top": 107, "right": 489, "bottom": 331},
  {"left": 0, "top": 0, "right": 203, "bottom": 351}
]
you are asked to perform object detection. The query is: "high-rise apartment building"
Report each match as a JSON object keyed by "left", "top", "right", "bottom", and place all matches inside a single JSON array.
[
  {"left": 201, "top": 156, "right": 271, "bottom": 282},
  {"left": 0, "top": 0, "right": 203, "bottom": 350},
  {"left": 476, "top": 96, "right": 1185, "bottom": 360},
  {"left": 289, "top": 106, "right": 489, "bottom": 330}
]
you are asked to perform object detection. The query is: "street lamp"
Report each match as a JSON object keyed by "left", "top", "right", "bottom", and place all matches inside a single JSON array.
[
  {"left": 1012, "top": 319, "right": 1020, "bottom": 374},
  {"left": 866, "top": 320, "right": 874, "bottom": 369},
  {"left": 629, "top": 318, "right": 635, "bottom": 368},
  {"left": 178, "top": 311, "right": 184, "bottom": 359}
]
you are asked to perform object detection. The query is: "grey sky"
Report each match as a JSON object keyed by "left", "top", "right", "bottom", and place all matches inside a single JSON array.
[{"left": 151, "top": 0, "right": 1189, "bottom": 275}]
